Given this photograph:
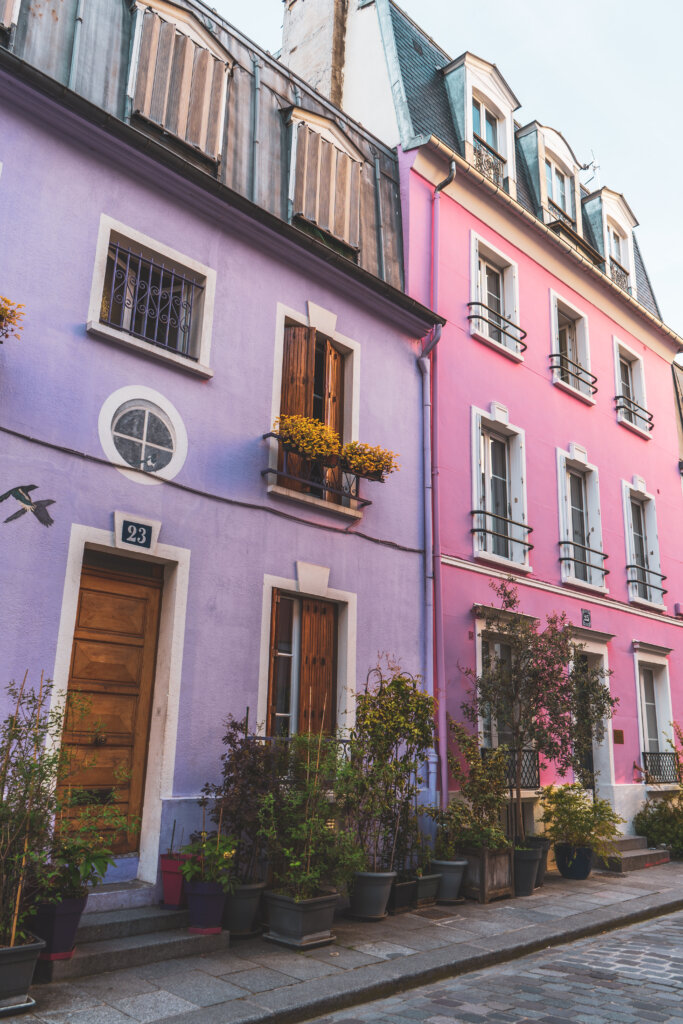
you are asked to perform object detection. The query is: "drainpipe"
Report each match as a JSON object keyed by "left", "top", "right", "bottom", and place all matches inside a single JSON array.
[
  {"left": 250, "top": 56, "right": 261, "bottom": 203},
  {"left": 431, "top": 160, "right": 455, "bottom": 809},
  {"left": 68, "top": 0, "right": 85, "bottom": 91},
  {"left": 373, "top": 152, "right": 386, "bottom": 282},
  {"left": 418, "top": 323, "right": 441, "bottom": 807}
]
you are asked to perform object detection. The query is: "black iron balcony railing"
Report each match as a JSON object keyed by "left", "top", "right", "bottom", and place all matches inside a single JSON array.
[
  {"left": 472, "top": 134, "right": 506, "bottom": 188},
  {"left": 642, "top": 751, "right": 680, "bottom": 784},
  {"left": 558, "top": 540, "right": 609, "bottom": 583},
  {"left": 481, "top": 747, "right": 541, "bottom": 789},
  {"left": 262, "top": 434, "right": 371, "bottom": 511},
  {"left": 466, "top": 302, "right": 527, "bottom": 353},
  {"left": 549, "top": 352, "right": 598, "bottom": 396},
  {"left": 609, "top": 256, "right": 630, "bottom": 293},
  {"left": 626, "top": 563, "right": 667, "bottom": 602},
  {"left": 614, "top": 393, "right": 654, "bottom": 432},
  {"left": 471, "top": 509, "right": 534, "bottom": 561},
  {"left": 547, "top": 197, "right": 575, "bottom": 229},
  {"left": 100, "top": 241, "right": 203, "bottom": 358}
]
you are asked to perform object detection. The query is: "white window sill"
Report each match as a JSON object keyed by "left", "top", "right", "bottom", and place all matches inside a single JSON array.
[
  {"left": 473, "top": 550, "right": 532, "bottom": 573},
  {"left": 561, "top": 576, "right": 609, "bottom": 595},
  {"left": 267, "top": 482, "right": 364, "bottom": 521},
  {"left": 470, "top": 328, "right": 524, "bottom": 363},
  {"left": 617, "top": 414, "right": 652, "bottom": 440},
  {"left": 552, "top": 376, "right": 596, "bottom": 406},
  {"left": 87, "top": 322, "right": 214, "bottom": 379},
  {"left": 628, "top": 593, "right": 667, "bottom": 613},
  {"left": 645, "top": 783, "right": 679, "bottom": 792}
]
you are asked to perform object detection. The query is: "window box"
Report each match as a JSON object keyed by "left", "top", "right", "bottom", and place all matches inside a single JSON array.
[{"left": 263, "top": 433, "right": 370, "bottom": 514}]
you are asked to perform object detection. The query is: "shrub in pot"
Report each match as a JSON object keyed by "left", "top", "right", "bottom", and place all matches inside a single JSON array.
[
  {"left": 258, "top": 731, "right": 362, "bottom": 948},
  {"left": 180, "top": 810, "right": 237, "bottom": 934},
  {"left": 539, "top": 784, "right": 624, "bottom": 880},
  {"left": 202, "top": 714, "right": 278, "bottom": 936},
  {"left": 159, "top": 821, "right": 189, "bottom": 909},
  {"left": 336, "top": 663, "right": 435, "bottom": 920}
]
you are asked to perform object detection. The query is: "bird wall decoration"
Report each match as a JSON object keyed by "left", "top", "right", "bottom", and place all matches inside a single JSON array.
[{"left": 0, "top": 485, "right": 55, "bottom": 527}]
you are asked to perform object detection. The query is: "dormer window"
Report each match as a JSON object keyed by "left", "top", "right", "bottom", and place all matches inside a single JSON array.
[
  {"left": 545, "top": 157, "right": 573, "bottom": 224},
  {"left": 608, "top": 224, "right": 630, "bottom": 292},
  {"left": 471, "top": 96, "right": 504, "bottom": 187}
]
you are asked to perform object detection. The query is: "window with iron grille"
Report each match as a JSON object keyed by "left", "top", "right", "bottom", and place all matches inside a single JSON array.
[
  {"left": 549, "top": 292, "right": 596, "bottom": 400},
  {"left": 622, "top": 478, "right": 666, "bottom": 606},
  {"left": 613, "top": 338, "right": 653, "bottom": 436},
  {"left": 556, "top": 445, "right": 608, "bottom": 589},
  {"left": 469, "top": 234, "right": 525, "bottom": 358}
]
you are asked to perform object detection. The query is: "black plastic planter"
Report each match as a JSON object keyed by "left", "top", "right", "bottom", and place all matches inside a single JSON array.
[
  {"left": 431, "top": 859, "right": 467, "bottom": 904},
  {"left": 387, "top": 879, "right": 417, "bottom": 915},
  {"left": 554, "top": 843, "right": 593, "bottom": 880},
  {"left": 0, "top": 934, "right": 45, "bottom": 1016},
  {"left": 415, "top": 872, "right": 442, "bottom": 907},
  {"left": 263, "top": 891, "right": 338, "bottom": 949},
  {"left": 30, "top": 896, "right": 88, "bottom": 961},
  {"left": 185, "top": 880, "right": 226, "bottom": 934},
  {"left": 349, "top": 871, "right": 396, "bottom": 920},
  {"left": 525, "top": 836, "right": 551, "bottom": 887},
  {"left": 514, "top": 847, "right": 542, "bottom": 897},
  {"left": 223, "top": 882, "right": 266, "bottom": 937}
]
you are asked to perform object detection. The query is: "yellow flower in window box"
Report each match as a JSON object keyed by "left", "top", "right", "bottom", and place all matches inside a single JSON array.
[
  {"left": 273, "top": 415, "right": 341, "bottom": 466},
  {"left": 0, "top": 296, "right": 25, "bottom": 343},
  {"left": 340, "top": 441, "right": 400, "bottom": 482}
]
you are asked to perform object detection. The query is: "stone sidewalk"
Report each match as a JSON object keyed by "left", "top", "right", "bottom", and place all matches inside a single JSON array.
[{"left": 19, "top": 863, "right": 683, "bottom": 1024}]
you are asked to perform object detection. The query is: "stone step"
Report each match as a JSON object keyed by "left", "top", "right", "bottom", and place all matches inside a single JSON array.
[
  {"left": 83, "top": 880, "right": 157, "bottom": 915},
  {"left": 599, "top": 846, "right": 671, "bottom": 873},
  {"left": 609, "top": 835, "right": 650, "bottom": 852},
  {"left": 34, "top": 928, "right": 229, "bottom": 983},
  {"left": 76, "top": 905, "right": 188, "bottom": 944}
]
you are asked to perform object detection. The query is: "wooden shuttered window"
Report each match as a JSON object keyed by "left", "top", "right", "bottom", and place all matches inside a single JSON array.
[
  {"left": 267, "top": 591, "right": 337, "bottom": 737},
  {"left": 292, "top": 122, "right": 361, "bottom": 251},
  {"left": 133, "top": 9, "right": 228, "bottom": 160}
]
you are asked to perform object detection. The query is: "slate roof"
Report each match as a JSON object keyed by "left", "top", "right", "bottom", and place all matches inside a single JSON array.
[{"left": 382, "top": 0, "right": 664, "bottom": 325}]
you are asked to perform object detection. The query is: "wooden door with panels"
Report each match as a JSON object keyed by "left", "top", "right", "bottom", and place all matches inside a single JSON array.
[{"left": 61, "top": 551, "right": 162, "bottom": 853}]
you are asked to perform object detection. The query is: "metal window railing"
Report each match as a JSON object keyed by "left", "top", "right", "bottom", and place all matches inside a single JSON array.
[
  {"left": 549, "top": 352, "right": 598, "bottom": 396},
  {"left": 472, "top": 134, "right": 506, "bottom": 187},
  {"left": 547, "top": 198, "right": 575, "bottom": 229},
  {"left": 100, "top": 241, "right": 203, "bottom": 358},
  {"left": 609, "top": 256, "right": 631, "bottom": 293},
  {"left": 467, "top": 302, "right": 527, "bottom": 353},
  {"left": 470, "top": 509, "right": 534, "bottom": 561},
  {"left": 262, "top": 434, "right": 371, "bottom": 511},
  {"left": 481, "top": 747, "right": 540, "bottom": 790},
  {"left": 626, "top": 563, "right": 667, "bottom": 601},
  {"left": 642, "top": 751, "right": 680, "bottom": 784},
  {"left": 558, "top": 540, "right": 609, "bottom": 583},
  {"left": 614, "top": 393, "right": 654, "bottom": 432}
]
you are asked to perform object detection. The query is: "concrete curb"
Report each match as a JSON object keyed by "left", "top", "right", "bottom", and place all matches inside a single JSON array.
[{"left": 152, "top": 889, "right": 683, "bottom": 1024}]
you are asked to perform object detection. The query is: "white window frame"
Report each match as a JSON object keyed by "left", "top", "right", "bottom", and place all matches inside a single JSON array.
[
  {"left": 556, "top": 443, "right": 606, "bottom": 592},
  {"left": 471, "top": 402, "right": 531, "bottom": 572},
  {"left": 613, "top": 336, "right": 652, "bottom": 439},
  {"left": 469, "top": 233, "right": 523, "bottom": 361},
  {"left": 544, "top": 153, "right": 573, "bottom": 220},
  {"left": 98, "top": 385, "right": 188, "bottom": 487},
  {"left": 549, "top": 290, "right": 594, "bottom": 404},
  {"left": 87, "top": 214, "right": 215, "bottom": 378},
  {"left": 622, "top": 476, "right": 665, "bottom": 609},
  {"left": 633, "top": 649, "right": 673, "bottom": 773}
]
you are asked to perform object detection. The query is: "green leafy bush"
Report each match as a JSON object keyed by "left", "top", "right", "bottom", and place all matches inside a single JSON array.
[
  {"left": 539, "top": 783, "right": 624, "bottom": 862},
  {"left": 634, "top": 794, "right": 683, "bottom": 858}
]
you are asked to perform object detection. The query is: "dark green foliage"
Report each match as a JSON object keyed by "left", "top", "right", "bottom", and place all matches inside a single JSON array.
[{"left": 634, "top": 795, "right": 683, "bottom": 857}]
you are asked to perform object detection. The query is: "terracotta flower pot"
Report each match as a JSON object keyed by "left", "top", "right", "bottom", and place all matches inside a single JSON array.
[{"left": 160, "top": 854, "right": 190, "bottom": 909}]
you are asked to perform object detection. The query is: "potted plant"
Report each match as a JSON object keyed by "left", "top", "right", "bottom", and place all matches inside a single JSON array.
[
  {"left": 0, "top": 673, "right": 59, "bottom": 1012},
  {"left": 273, "top": 415, "right": 341, "bottom": 466},
  {"left": 337, "top": 662, "right": 435, "bottom": 919},
  {"left": 0, "top": 295, "right": 24, "bottom": 343},
  {"left": 539, "top": 784, "right": 624, "bottom": 880},
  {"left": 159, "top": 821, "right": 188, "bottom": 909},
  {"left": 258, "top": 730, "right": 361, "bottom": 948},
  {"left": 339, "top": 441, "right": 399, "bottom": 481},
  {"left": 202, "top": 713, "right": 277, "bottom": 936},
  {"left": 180, "top": 805, "right": 237, "bottom": 934}
]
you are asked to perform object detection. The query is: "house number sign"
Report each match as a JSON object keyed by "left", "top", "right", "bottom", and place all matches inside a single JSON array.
[
  {"left": 113, "top": 510, "right": 161, "bottom": 556},
  {"left": 121, "top": 520, "right": 152, "bottom": 548}
]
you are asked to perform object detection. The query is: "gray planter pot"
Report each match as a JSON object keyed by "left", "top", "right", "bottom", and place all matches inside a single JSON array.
[
  {"left": 526, "top": 836, "right": 551, "bottom": 887},
  {"left": 223, "top": 882, "right": 266, "bottom": 937},
  {"left": 0, "top": 934, "right": 45, "bottom": 1015},
  {"left": 432, "top": 859, "right": 468, "bottom": 904},
  {"left": 415, "top": 872, "right": 442, "bottom": 907},
  {"left": 262, "top": 891, "right": 338, "bottom": 949},
  {"left": 349, "top": 871, "right": 396, "bottom": 920},
  {"left": 514, "top": 847, "right": 542, "bottom": 897}
]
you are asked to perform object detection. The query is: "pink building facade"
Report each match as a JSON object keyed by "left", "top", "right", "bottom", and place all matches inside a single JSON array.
[{"left": 281, "top": 0, "right": 683, "bottom": 829}]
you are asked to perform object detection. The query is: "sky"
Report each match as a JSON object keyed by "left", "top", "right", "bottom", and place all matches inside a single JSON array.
[{"left": 210, "top": 0, "right": 683, "bottom": 338}]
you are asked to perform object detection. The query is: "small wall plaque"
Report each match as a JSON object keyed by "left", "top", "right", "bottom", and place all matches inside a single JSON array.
[
  {"left": 613, "top": 729, "right": 624, "bottom": 745},
  {"left": 114, "top": 511, "right": 161, "bottom": 555},
  {"left": 581, "top": 608, "right": 592, "bottom": 628}
]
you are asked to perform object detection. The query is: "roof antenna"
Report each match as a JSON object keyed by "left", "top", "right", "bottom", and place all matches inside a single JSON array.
[{"left": 581, "top": 150, "right": 600, "bottom": 189}]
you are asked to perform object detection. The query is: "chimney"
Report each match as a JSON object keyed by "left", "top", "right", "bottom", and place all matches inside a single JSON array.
[{"left": 281, "top": 0, "right": 349, "bottom": 105}]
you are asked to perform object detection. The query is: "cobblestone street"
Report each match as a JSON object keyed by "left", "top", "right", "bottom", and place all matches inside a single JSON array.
[{"left": 311, "top": 910, "right": 683, "bottom": 1024}]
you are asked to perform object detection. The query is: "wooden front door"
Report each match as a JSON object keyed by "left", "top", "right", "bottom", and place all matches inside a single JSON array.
[{"left": 62, "top": 553, "right": 162, "bottom": 853}]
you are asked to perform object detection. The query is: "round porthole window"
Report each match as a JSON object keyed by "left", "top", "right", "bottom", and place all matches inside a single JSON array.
[{"left": 98, "top": 386, "right": 188, "bottom": 486}]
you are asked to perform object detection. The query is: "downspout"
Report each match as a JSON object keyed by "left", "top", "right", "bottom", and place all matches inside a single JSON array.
[
  {"left": 67, "top": 0, "right": 85, "bottom": 92},
  {"left": 418, "top": 323, "right": 441, "bottom": 807},
  {"left": 432, "top": 160, "right": 455, "bottom": 809},
  {"left": 373, "top": 151, "right": 386, "bottom": 282},
  {"left": 250, "top": 56, "right": 261, "bottom": 203}
]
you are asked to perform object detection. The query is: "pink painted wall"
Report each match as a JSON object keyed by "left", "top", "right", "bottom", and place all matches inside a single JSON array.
[{"left": 402, "top": 155, "right": 683, "bottom": 817}]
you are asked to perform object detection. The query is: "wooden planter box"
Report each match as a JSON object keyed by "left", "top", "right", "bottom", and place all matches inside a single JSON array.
[{"left": 459, "top": 847, "right": 514, "bottom": 904}]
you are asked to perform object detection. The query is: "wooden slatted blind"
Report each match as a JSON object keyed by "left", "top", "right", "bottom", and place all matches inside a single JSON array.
[
  {"left": 292, "top": 122, "right": 362, "bottom": 251},
  {"left": 133, "top": 8, "right": 228, "bottom": 160},
  {"left": 323, "top": 339, "right": 343, "bottom": 502},
  {"left": 279, "top": 324, "right": 316, "bottom": 491},
  {"left": 299, "top": 597, "right": 337, "bottom": 735}
]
